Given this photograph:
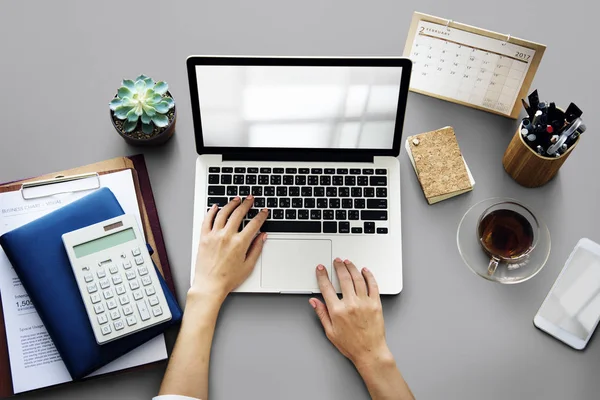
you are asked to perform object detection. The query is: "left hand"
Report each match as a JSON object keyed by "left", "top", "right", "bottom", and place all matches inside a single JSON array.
[{"left": 191, "top": 195, "right": 268, "bottom": 301}]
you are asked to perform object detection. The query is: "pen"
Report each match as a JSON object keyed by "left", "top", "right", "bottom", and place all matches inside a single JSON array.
[{"left": 532, "top": 110, "right": 543, "bottom": 126}]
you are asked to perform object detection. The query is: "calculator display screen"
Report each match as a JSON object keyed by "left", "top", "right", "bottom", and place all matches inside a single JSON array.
[{"left": 73, "top": 228, "right": 136, "bottom": 258}]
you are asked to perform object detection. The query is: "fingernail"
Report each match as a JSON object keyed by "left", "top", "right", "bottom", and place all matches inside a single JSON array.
[
  {"left": 262, "top": 208, "right": 269, "bottom": 213},
  {"left": 344, "top": 259, "right": 350, "bottom": 264},
  {"left": 363, "top": 267, "right": 369, "bottom": 273},
  {"left": 248, "top": 194, "right": 254, "bottom": 200},
  {"left": 212, "top": 204, "right": 217, "bottom": 209},
  {"left": 262, "top": 233, "right": 268, "bottom": 242},
  {"left": 334, "top": 257, "right": 342, "bottom": 262},
  {"left": 309, "top": 299, "right": 317, "bottom": 309},
  {"left": 234, "top": 196, "right": 240, "bottom": 202},
  {"left": 317, "top": 264, "right": 324, "bottom": 271}
]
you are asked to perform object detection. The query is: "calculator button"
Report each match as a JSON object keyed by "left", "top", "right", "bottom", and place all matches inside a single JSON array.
[
  {"left": 126, "top": 316, "right": 137, "bottom": 326},
  {"left": 107, "top": 299, "right": 117, "bottom": 310},
  {"left": 133, "top": 290, "right": 143, "bottom": 301},
  {"left": 148, "top": 296, "right": 159, "bottom": 306},
  {"left": 119, "top": 295, "right": 130, "bottom": 305},
  {"left": 125, "top": 270, "right": 136, "bottom": 280},
  {"left": 109, "top": 264, "right": 119, "bottom": 274},
  {"left": 132, "top": 247, "right": 141, "bottom": 256},
  {"left": 103, "top": 289, "right": 114, "bottom": 300},
  {"left": 123, "top": 305, "right": 134, "bottom": 316},
  {"left": 90, "top": 293, "right": 101, "bottom": 304},
  {"left": 120, "top": 252, "right": 127, "bottom": 259},
  {"left": 110, "top": 310, "right": 120, "bottom": 320},
  {"left": 84, "top": 273, "right": 94, "bottom": 283},
  {"left": 138, "top": 266, "right": 148, "bottom": 276},
  {"left": 114, "top": 320, "right": 125, "bottom": 331},
  {"left": 82, "top": 265, "right": 90, "bottom": 271},
  {"left": 145, "top": 287, "right": 156, "bottom": 296},
  {"left": 122, "top": 261, "right": 132, "bottom": 270},
  {"left": 115, "top": 285, "right": 126, "bottom": 295},
  {"left": 141, "top": 276, "right": 152, "bottom": 286},
  {"left": 129, "top": 280, "right": 140, "bottom": 290},
  {"left": 99, "top": 278, "right": 110, "bottom": 289},
  {"left": 112, "top": 275, "right": 123, "bottom": 285},
  {"left": 101, "top": 325, "right": 112, "bottom": 335},
  {"left": 94, "top": 303, "right": 104, "bottom": 314},
  {"left": 134, "top": 256, "right": 144, "bottom": 265},
  {"left": 87, "top": 283, "right": 98, "bottom": 294},
  {"left": 97, "top": 268, "right": 106, "bottom": 278},
  {"left": 136, "top": 301, "right": 151, "bottom": 321},
  {"left": 152, "top": 306, "right": 163, "bottom": 317},
  {"left": 97, "top": 314, "right": 108, "bottom": 325}
]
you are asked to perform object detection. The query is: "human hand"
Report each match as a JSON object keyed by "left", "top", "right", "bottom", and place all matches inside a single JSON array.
[
  {"left": 309, "top": 258, "right": 392, "bottom": 368},
  {"left": 191, "top": 195, "right": 268, "bottom": 302}
]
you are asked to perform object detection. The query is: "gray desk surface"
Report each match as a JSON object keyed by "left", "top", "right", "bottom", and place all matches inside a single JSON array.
[{"left": 1, "top": 0, "right": 599, "bottom": 399}]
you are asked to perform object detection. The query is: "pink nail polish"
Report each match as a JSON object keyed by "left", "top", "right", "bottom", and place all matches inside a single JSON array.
[
  {"left": 344, "top": 259, "right": 350, "bottom": 264},
  {"left": 334, "top": 257, "right": 342, "bottom": 262},
  {"left": 317, "top": 264, "right": 324, "bottom": 271},
  {"left": 310, "top": 300, "right": 317, "bottom": 309},
  {"left": 262, "top": 233, "right": 268, "bottom": 242},
  {"left": 363, "top": 267, "right": 369, "bottom": 272},
  {"left": 248, "top": 194, "right": 254, "bottom": 200}
]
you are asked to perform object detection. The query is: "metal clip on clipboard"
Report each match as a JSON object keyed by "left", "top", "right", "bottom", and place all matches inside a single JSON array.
[{"left": 20, "top": 173, "right": 101, "bottom": 200}]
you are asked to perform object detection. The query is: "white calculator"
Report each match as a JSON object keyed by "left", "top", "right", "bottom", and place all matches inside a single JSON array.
[{"left": 62, "top": 214, "right": 172, "bottom": 345}]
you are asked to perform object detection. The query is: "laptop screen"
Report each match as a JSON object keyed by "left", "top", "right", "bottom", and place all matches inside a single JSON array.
[{"left": 194, "top": 65, "right": 404, "bottom": 150}]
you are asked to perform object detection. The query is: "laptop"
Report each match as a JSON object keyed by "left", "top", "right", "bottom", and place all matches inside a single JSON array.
[{"left": 187, "top": 56, "right": 412, "bottom": 295}]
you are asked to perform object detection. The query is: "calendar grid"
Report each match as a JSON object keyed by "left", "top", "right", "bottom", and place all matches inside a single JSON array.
[{"left": 403, "top": 13, "right": 545, "bottom": 119}]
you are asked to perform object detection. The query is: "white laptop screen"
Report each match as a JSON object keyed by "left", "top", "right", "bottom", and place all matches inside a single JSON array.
[{"left": 195, "top": 65, "right": 403, "bottom": 149}]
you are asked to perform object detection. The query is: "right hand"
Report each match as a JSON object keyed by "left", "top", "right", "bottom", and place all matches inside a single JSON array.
[{"left": 309, "top": 258, "right": 392, "bottom": 367}]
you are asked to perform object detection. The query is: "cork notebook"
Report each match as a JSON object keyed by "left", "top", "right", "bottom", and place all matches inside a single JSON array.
[{"left": 406, "top": 126, "right": 475, "bottom": 204}]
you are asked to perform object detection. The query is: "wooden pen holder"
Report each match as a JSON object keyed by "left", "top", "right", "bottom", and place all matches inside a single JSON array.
[{"left": 502, "top": 123, "right": 580, "bottom": 188}]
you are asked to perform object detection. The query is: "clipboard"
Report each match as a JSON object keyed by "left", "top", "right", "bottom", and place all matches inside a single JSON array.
[
  {"left": 0, "top": 155, "right": 177, "bottom": 397},
  {"left": 403, "top": 12, "right": 546, "bottom": 119}
]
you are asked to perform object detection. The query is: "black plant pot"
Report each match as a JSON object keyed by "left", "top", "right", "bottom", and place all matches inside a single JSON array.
[{"left": 110, "top": 91, "right": 176, "bottom": 147}]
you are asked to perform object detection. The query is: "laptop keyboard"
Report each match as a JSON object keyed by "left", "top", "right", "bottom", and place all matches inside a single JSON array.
[{"left": 206, "top": 166, "right": 389, "bottom": 234}]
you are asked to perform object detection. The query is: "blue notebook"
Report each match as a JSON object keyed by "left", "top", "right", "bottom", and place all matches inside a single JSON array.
[{"left": 0, "top": 188, "right": 182, "bottom": 380}]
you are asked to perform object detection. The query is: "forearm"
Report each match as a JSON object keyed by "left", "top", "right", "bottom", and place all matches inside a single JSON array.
[
  {"left": 354, "top": 350, "right": 414, "bottom": 400},
  {"left": 158, "top": 291, "right": 224, "bottom": 399}
]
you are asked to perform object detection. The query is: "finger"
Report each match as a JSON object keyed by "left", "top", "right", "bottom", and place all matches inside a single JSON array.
[
  {"left": 316, "top": 264, "right": 339, "bottom": 306},
  {"left": 334, "top": 257, "right": 355, "bottom": 298},
  {"left": 241, "top": 207, "right": 269, "bottom": 243},
  {"left": 362, "top": 267, "right": 380, "bottom": 299},
  {"left": 245, "top": 232, "right": 267, "bottom": 267},
  {"left": 201, "top": 204, "right": 218, "bottom": 235},
  {"left": 309, "top": 298, "right": 333, "bottom": 334},
  {"left": 226, "top": 194, "right": 254, "bottom": 232},
  {"left": 213, "top": 197, "right": 241, "bottom": 230},
  {"left": 344, "top": 259, "right": 367, "bottom": 297}
]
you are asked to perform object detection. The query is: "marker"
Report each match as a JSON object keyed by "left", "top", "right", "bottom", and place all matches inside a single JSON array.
[
  {"left": 532, "top": 110, "right": 543, "bottom": 126},
  {"left": 528, "top": 89, "right": 540, "bottom": 111},
  {"left": 550, "top": 135, "right": 559, "bottom": 144},
  {"left": 548, "top": 102, "right": 557, "bottom": 121},
  {"left": 565, "top": 103, "right": 583, "bottom": 122},
  {"left": 527, "top": 133, "right": 537, "bottom": 142},
  {"left": 538, "top": 102, "right": 547, "bottom": 112},
  {"left": 536, "top": 145, "right": 544, "bottom": 155},
  {"left": 522, "top": 119, "right": 531, "bottom": 129},
  {"left": 546, "top": 125, "right": 554, "bottom": 134},
  {"left": 521, "top": 128, "right": 529, "bottom": 137}
]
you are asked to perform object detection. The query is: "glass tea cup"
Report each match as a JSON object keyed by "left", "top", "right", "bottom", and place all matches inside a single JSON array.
[{"left": 476, "top": 201, "right": 539, "bottom": 276}]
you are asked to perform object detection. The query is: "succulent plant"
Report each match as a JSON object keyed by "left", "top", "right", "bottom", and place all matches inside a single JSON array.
[{"left": 109, "top": 74, "right": 175, "bottom": 134}]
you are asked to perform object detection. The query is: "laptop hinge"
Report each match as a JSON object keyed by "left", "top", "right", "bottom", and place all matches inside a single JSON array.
[{"left": 222, "top": 152, "right": 375, "bottom": 163}]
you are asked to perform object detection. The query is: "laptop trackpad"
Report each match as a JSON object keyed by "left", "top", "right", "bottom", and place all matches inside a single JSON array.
[{"left": 261, "top": 239, "right": 332, "bottom": 292}]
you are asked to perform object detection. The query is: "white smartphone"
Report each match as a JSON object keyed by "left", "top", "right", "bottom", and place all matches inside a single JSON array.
[{"left": 534, "top": 238, "right": 600, "bottom": 350}]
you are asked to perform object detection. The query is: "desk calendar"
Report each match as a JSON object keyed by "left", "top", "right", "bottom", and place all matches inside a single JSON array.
[{"left": 403, "top": 12, "right": 546, "bottom": 119}]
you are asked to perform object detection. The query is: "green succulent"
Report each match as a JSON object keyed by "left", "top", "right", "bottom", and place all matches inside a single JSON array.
[{"left": 109, "top": 74, "right": 175, "bottom": 134}]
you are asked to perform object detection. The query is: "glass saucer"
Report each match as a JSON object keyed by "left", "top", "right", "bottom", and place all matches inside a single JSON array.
[{"left": 457, "top": 197, "right": 551, "bottom": 284}]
